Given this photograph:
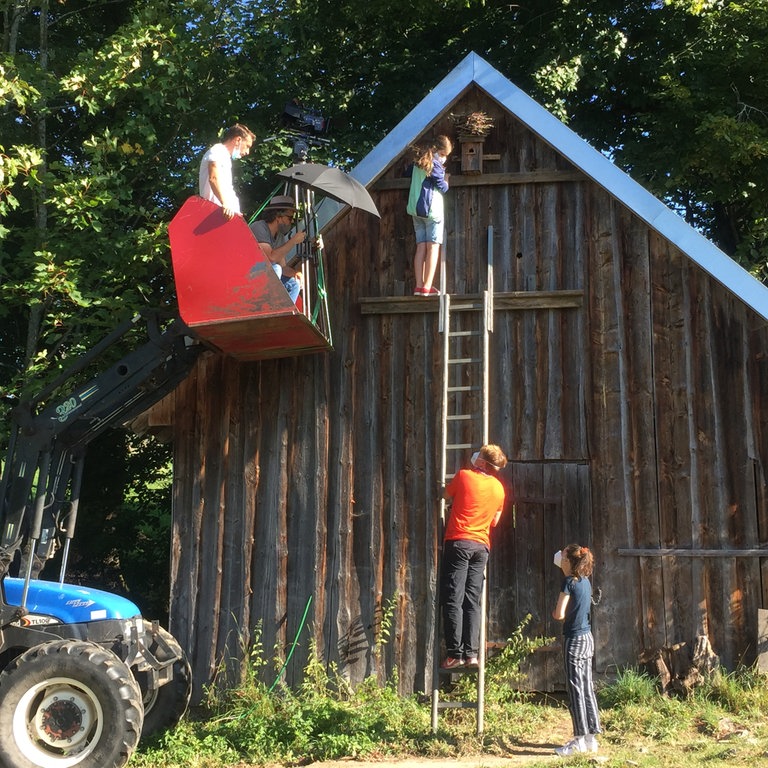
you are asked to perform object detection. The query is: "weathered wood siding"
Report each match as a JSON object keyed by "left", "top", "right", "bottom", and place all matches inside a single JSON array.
[{"left": 164, "top": 86, "right": 768, "bottom": 700}]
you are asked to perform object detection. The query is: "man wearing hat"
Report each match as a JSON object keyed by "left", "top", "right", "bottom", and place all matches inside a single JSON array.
[{"left": 249, "top": 195, "right": 307, "bottom": 303}]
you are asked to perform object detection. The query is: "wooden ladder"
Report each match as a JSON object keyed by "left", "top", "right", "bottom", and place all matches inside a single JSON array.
[{"left": 431, "top": 227, "right": 494, "bottom": 735}]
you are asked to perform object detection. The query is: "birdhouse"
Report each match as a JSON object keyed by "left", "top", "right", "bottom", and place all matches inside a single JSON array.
[
  {"left": 460, "top": 138, "right": 485, "bottom": 175},
  {"left": 453, "top": 110, "right": 494, "bottom": 175}
]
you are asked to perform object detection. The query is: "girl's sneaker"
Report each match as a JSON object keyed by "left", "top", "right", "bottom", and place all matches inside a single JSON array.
[
  {"left": 584, "top": 734, "right": 599, "bottom": 753},
  {"left": 555, "top": 737, "right": 586, "bottom": 757}
]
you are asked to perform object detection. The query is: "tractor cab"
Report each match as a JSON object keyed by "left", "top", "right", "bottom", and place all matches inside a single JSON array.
[{"left": 169, "top": 195, "right": 333, "bottom": 361}]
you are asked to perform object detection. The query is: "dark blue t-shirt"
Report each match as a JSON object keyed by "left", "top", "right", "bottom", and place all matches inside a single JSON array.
[{"left": 562, "top": 575, "right": 592, "bottom": 638}]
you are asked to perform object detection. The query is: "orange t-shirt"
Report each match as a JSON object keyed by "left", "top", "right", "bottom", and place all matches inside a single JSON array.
[{"left": 444, "top": 468, "right": 506, "bottom": 548}]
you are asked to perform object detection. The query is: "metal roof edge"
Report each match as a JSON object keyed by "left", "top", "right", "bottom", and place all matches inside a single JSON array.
[
  {"left": 472, "top": 58, "right": 768, "bottom": 321},
  {"left": 351, "top": 52, "right": 477, "bottom": 187}
]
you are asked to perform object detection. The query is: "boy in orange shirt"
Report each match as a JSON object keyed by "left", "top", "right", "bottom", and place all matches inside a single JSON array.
[{"left": 441, "top": 444, "right": 508, "bottom": 669}]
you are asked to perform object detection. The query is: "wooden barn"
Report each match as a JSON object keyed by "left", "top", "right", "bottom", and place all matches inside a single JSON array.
[{"left": 146, "top": 52, "right": 768, "bottom": 701}]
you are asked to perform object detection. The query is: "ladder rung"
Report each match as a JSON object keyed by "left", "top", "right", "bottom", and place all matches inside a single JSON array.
[
  {"left": 448, "top": 357, "right": 481, "bottom": 365},
  {"left": 447, "top": 414, "right": 479, "bottom": 422},
  {"left": 437, "top": 701, "right": 478, "bottom": 709},
  {"left": 446, "top": 442, "right": 473, "bottom": 450},
  {"left": 451, "top": 301, "right": 483, "bottom": 311},
  {"left": 447, "top": 385, "right": 481, "bottom": 392},
  {"left": 448, "top": 330, "right": 482, "bottom": 338}
]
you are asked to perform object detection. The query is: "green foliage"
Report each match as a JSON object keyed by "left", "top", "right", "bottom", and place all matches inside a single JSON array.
[
  {"left": 138, "top": 619, "right": 432, "bottom": 766},
  {"left": 598, "top": 667, "right": 659, "bottom": 708},
  {"left": 599, "top": 664, "right": 768, "bottom": 756},
  {"left": 694, "top": 665, "right": 768, "bottom": 715},
  {"left": 45, "top": 429, "right": 174, "bottom": 621},
  {"left": 448, "top": 613, "right": 553, "bottom": 708}
]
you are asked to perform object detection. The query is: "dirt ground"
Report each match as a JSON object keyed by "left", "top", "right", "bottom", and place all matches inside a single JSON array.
[{"left": 297, "top": 714, "right": 579, "bottom": 768}]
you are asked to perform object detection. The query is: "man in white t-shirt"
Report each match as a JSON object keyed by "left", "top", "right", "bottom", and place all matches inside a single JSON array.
[{"left": 198, "top": 123, "right": 255, "bottom": 219}]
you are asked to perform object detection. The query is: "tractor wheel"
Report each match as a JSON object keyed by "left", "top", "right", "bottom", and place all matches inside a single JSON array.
[
  {"left": 134, "top": 623, "right": 192, "bottom": 737},
  {"left": 0, "top": 639, "right": 143, "bottom": 768}
]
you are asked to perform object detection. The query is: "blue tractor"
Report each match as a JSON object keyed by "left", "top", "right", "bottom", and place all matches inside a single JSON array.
[{"left": 0, "top": 311, "right": 202, "bottom": 768}]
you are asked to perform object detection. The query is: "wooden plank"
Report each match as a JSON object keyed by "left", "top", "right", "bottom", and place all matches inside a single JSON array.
[
  {"left": 283, "top": 353, "right": 327, "bottom": 686},
  {"left": 586, "top": 188, "right": 644, "bottom": 667},
  {"left": 359, "top": 291, "right": 584, "bottom": 315},
  {"left": 650, "top": 234, "right": 697, "bottom": 652},
  {"left": 215, "top": 358, "right": 249, "bottom": 686},
  {"left": 195, "top": 354, "right": 228, "bottom": 693},
  {"left": 618, "top": 209, "right": 665, "bottom": 652},
  {"left": 710, "top": 293, "right": 761, "bottom": 666},
  {"left": 168, "top": 358, "right": 202, "bottom": 694},
  {"left": 688, "top": 271, "right": 734, "bottom": 662},
  {"left": 372, "top": 170, "right": 586, "bottom": 191},
  {"left": 619, "top": 548, "right": 768, "bottom": 557}
]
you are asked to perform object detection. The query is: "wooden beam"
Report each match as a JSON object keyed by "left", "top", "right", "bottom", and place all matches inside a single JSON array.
[
  {"left": 618, "top": 548, "right": 768, "bottom": 558},
  {"left": 372, "top": 170, "right": 586, "bottom": 191},
  {"left": 359, "top": 290, "right": 583, "bottom": 315}
]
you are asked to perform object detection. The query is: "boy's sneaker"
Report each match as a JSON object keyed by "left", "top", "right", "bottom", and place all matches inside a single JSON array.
[
  {"left": 555, "top": 737, "right": 586, "bottom": 757},
  {"left": 584, "top": 734, "right": 599, "bottom": 753},
  {"left": 464, "top": 655, "right": 479, "bottom": 667},
  {"left": 440, "top": 656, "right": 464, "bottom": 670}
]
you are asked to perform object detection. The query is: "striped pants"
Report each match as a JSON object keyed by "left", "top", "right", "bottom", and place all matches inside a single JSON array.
[{"left": 563, "top": 631, "right": 601, "bottom": 738}]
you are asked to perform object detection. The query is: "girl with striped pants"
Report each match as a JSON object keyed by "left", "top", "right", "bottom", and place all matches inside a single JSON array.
[{"left": 552, "top": 544, "right": 602, "bottom": 756}]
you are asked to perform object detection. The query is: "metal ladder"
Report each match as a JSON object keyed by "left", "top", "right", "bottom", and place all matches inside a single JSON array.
[{"left": 431, "top": 227, "right": 494, "bottom": 734}]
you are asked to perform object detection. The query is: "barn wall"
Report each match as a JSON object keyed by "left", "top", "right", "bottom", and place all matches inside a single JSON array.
[{"left": 166, "top": 86, "right": 768, "bottom": 700}]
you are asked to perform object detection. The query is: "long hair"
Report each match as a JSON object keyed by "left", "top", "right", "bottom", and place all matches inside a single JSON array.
[
  {"left": 409, "top": 134, "right": 453, "bottom": 173},
  {"left": 564, "top": 543, "right": 594, "bottom": 579}
]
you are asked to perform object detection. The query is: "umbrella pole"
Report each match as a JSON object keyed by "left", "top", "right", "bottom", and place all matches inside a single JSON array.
[
  {"left": 301, "top": 187, "right": 313, "bottom": 320},
  {"left": 311, "top": 206, "right": 332, "bottom": 347}
]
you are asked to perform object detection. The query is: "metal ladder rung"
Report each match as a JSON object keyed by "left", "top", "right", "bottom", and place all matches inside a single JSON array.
[
  {"left": 447, "top": 414, "right": 480, "bottom": 422},
  {"left": 445, "top": 442, "right": 473, "bottom": 450},
  {"left": 448, "top": 329, "right": 482, "bottom": 338},
  {"left": 447, "top": 385, "right": 481, "bottom": 393},
  {"left": 448, "top": 357, "right": 481, "bottom": 365}
]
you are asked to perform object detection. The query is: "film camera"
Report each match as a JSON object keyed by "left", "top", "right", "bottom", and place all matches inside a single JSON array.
[{"left": 282, "top": 100, "right": 331, "bottom": 160}]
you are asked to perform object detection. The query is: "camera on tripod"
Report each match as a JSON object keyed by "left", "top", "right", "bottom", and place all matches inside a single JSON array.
[{"left": 281, "top": 100, "right": 331, "bottom": 161}]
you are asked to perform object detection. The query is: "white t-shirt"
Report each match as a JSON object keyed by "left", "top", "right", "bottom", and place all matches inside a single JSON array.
[{"left": 198, "top": 143, "right": 240, "bottom": 213}]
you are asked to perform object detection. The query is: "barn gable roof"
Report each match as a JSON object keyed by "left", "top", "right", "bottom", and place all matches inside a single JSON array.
[{"left": 352, "top": 51, "right": 768, "bottom": 323}]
